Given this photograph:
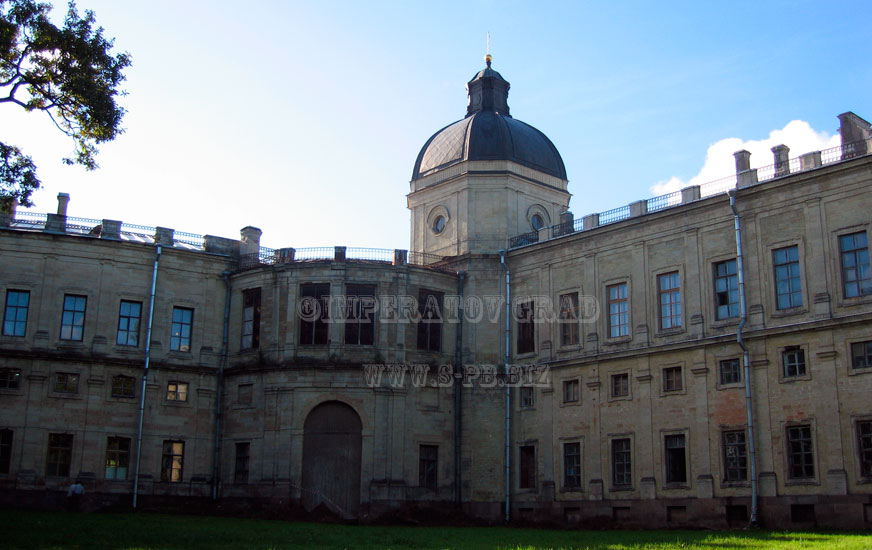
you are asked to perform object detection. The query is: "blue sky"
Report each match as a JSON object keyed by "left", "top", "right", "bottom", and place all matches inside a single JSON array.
[{"left": 3, "top": 0, "right": 870, "bottom": 250}]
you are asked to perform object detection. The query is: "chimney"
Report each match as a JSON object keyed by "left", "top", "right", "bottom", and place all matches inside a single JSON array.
[
  {"left": 57, "top": 193, "right": 70, "bottom": 217},
  {"left": 838, "top": 112, "right": 871, "bottom": 159},
  {"left": 772, "top": 144, "right": 790, "bottom": 177},
  {"left": 239, "top": 226, "right": 262, "bottom": 257},
  {"left": 734, "top": 150, "right": 758, "bottom": 188}
]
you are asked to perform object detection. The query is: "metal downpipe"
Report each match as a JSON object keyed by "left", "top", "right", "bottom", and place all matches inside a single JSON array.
[
  {"left": 728, "top": 190, "right": 759, "bottom": 527},
  {"left": 212, "top": 271, "right": 232, "bottom": 500},
  {"left": 454, "top": 271, "right": 466, "bottom": 509},
  {"left": 499, "top": 250, "right": 511, "bottom": 523},
  {"left": 133, "top": 244, "right": 161, "bottom": 508}
]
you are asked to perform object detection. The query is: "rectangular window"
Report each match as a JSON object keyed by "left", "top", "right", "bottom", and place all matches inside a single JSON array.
[
  {"left": 54, "top": 372, "right": 78, "bottom": 394},
  {"left": 0, "top": 429, "right": 12, "bottom": 474},
  {"left": 417, "top": 289, "right": 443, "bottom": 352},
  {"left": 519, "top": 445, "right": 536, "bottom": 489},
  {"left": 611, "top": 373, "right": 629, "bottom": 398},
  {"left": 786, "top": 425, "right": 814, "bottom": 479},
  {"left": 607, "top": 283, "right": 629, "bottom": 338},
  {"left": 851, "top": 341, "right": 872, "bottom": 369},
  {"left": 516, "top": 300, "right": 535, "bottom": 354},
  {"left": 563, "top": 379, "right": 579, "bottom": 403},
  {"left": 520, "top": 386, "right": 534, "bottom": 408},
  {"left": 105, "top": 437, "right": 130, "bottom": 480},
  {"left": 773, "top": 246, "right": 802, "bottom": 309},
  {"left": 0, "top": 368, "right": 21, "bottom": 390},
  {"left": 563, "top": 442, "right": 581, "bottom": 489},
  {"left": 344, "top": 284, "right": 376, "bottom": 346},
  {"left": 658, "top": 272, "right": 682, "bottom": 329},
  {"left": 170, "top": 307, "right": 193, "bottom": 352},
  {"left": 839, "top": 231, "right": 871, "bottom": 298},
  {"left": 3, "top": 289, "right": 29, "bottom": 337},
  {"left": 111, "top": 375, "right": 135, "bottom": 398},
  {"left": 559, "top": 292, "right": 579, "bottom": 346},
  {"left": 299, "top": 283, "right": 330, "bottom": 346},
  {"left": 60, "top": 294, "right": 86, "bottom": 341},
  {"left": 782, "top": 346, "right": 806, "bottom": 378},
  {"left": 719, "top": 358, "right": 741, "bottom": 385},
  {"left": 238, "top": 383, "right": 253, "bottom": 405},
  {"left": 612, "top": 438, "right": 632, "bottom": 487},
  {"left": 419, "top": 444, "right": 438, "bottom": 489},
  {"left": 234, "top": 442, "right": 250, "bottom": 484},
  {"left": 663, "top": 366, "right": 682, "bottom": 392},
  {"left": 664, "top": 434, "right": 687, "bottom": 484},
  {"left": 858, "top": 421, "right": 872, "bottom": 478},
  {"left": 166, "top": 381, "right": 188, "bottom": 402},
  {"left": 241, "top": 288, "right": 261, "bottom": 350},
  {"left": 723, "top": 430, "right": 748, "bottom": 482},
  {"left": 116, "top": 300, "right": 141, "bottom": 346},
  {"left": 714, "top": 260, "right": 739, "bottom": 320},
  {"left": 161, "top": 440, "right": 184, "bottom": 482},
  {"left": 46, "top": 433, "right": 73, "bottom": 477}
]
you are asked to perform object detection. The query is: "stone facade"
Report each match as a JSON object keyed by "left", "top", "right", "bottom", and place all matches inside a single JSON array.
[{"left": 1, "top": 64, "right": 872, "bottom": 529}]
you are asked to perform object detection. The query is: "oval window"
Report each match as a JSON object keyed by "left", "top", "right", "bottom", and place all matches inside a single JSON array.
[
  {"left": 531, "top": 214, "right": 544, "bottom": 231},
  {"left": 432, "top": 216, "right": 446, "bottom": 234}
]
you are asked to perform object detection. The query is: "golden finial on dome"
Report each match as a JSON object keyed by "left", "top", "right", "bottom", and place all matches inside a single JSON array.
[{"left": 485, "top": 32, "right": 492, "bottom": 67}]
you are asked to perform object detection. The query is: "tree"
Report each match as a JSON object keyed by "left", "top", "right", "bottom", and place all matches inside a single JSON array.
[{"left": 0, "top": 0, "right": 130, "bottom": 211}]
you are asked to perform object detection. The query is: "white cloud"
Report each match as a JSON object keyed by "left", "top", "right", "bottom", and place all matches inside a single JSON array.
[{"left": 651, "top": 120, "right": 841, "bottom": 195}]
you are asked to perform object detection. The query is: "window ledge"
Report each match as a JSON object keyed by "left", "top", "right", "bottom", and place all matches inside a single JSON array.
[
  {"left": 716, "top": 382, "right": 744, "bottom": 391},
  {"left": 557, "top": 343, "right": 582, "bottom": 352},
  {"left": 660, "top": 389, "right": 686, "bottom": 397},
  {"left": 604, "top": 336, "right": 632, "bottom": 345},
  {"left": 0, "top": 389, "right": 23, "bottom": 396},
  {"left": 112, "top": 345, "right": 141, "bottom": 353},
  {"left": 608, "top": 485, "right": 634, "bottom": 492},
  {"left": 49, "top": 392, "right": 81, "bottom": 400},
  {"left": 559, "top": 400, "right": 581, "bottom": 408},
  {"left": 720, "top": 481, "right": 751, "bottom": 488},
  {"left": 785, "top": 479, "right": 819, "bottom": 486},
  {"left": 771, "top": 307, "right": 808, "bottom": 319},
  {"left": 608, "top": 394, "right": 632, "bottom": 402},
  {"left": 662, "top": 483, "right": 691, "bottom": 490},
  {"left": 779, "top": 375, "right": 812, "bottom": 384},
  {"left": 655, "top": 327, "right": 686, "bottom": 338},
  {"left": 848, "top": 367, "right": 872, "bottom": 376},
  {"left": 559, "top": 486, "right": 584, "bottom": 494},
  {"left": 167, "top": 351, "right": 193, "bottom": 360},
  {"left": 710, "top": 319, "right": 740, "bottom": 329}
]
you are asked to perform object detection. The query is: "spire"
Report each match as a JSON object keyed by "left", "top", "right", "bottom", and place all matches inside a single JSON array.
[{"left": 466, "top": 54, "right": 511, "bottom": 118}]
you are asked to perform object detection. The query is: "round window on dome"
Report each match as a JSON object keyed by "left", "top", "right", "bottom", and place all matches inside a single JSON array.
[
  {"left": 531, "top": 214, "right": 544, "bottom": 231},
  {"left": 432, "top": 216, "right": 446, "bottom": 235}
]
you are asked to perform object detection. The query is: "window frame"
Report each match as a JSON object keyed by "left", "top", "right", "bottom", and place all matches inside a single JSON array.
[
  {"left": 850, "top": 340, "right": 872, "bottom": 372},
  {"left": 416, "top": 289, "right": 443, "bottom": 352},
  {"left": 563, "top": 441, "right": 582, "bottom": 490},
  {"left": 161, "top": 440, "right": 185, "bottom": 483},
  {"left": 606, "top": 282, "right": 629, "bottom": 339},
  {"left": 657, "top": 271, "right": 682, "bottom": 331},
  {"left": 53, "top": 372, "right": 79, "bottom": 394},
  {"left": 0, "top": 428, "right": 12, "bottom": 474},
  {"left": 610, "top": 372, "right": 630, "bottom": 400},
  {"left": 718, "top": 358, "right": 742, "bottom": 387},
  {"left": 0, "top": 368, "right": 21, "bottom": 390},
  {"left": 781, "top": 346, "right": 808, "bottom": 380},
  {"left": 772, "top": 245, "right": 803, "bottom": 310},
  {"left": 664, "top": 432, "right": 688, "bottom": 486},
  {"left": 418, "top": 444, "right": 438, "bottom": 490},
  {"left": 111, "top": 375, "right": 135, "bottom": 398},
  {"left": 166, "top": 381, "right": 189, "bottom": 402},
  {"left": 241, "top": 288, "right": 261, "bottom": 350},
  {"left": 662, "top": 365, "right": 683, "bottom": 393},
  {"left": 3, "top": 289, "right": 30, "bottom": 337},
  {"left": 299, "top": 283, "right": 331, "bottom": 346},
  {"left": 519, "top": 386, "right": 535, "bottom": 409},
  {"left": 344, "top": 284, "right": 376, "bottom": 346},
  {"left": 838, "top": 230, "right": 871, "bottom": 299},
  {"left": 170, "top": 306, "right": 194, "bottom": 352},
  {"left": 722, "top": 429, "right": 748, "bottom": 484},
  {"left": 105, "top": 436, "right": 130, "bottom": 480},
  {"left": 713, "top": 259, "right": 739, "bottom": 321},
  {"left": 60, "top": 294, "right": 87, "bottom": 341},
  {"left": 785, "top": 424, "right": 815, "bottom": 481},
  {"left": 516, "top": 299, "right": 535, "bottom": 355},
  {"left": 46, "top": 433, "right": 73, "bottom": 477},
  {"left": 234, "top": 442, "right": 250, "bottom": 484},
  {"left": 857, "top": 420, "right": 872, "bottom": 480},
  {"left": 518, "top": 444, "right": 536, "bottom": 490},
  {"left": 116, "top": 300, "right": 142, "bottom": 347},
  {"left": 562, "top": 378, "right": 580, "bottom": 404},
  {"left": 558, "top": 292, "right": 580, "bottom": 347},
  {"left": 611, "top": 437, "right": 632, "bottom": 489}
]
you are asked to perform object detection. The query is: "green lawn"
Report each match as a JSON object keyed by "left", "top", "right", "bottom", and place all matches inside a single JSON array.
[{"left": 2, "top": 509, "right": 870, "bottom": 550}]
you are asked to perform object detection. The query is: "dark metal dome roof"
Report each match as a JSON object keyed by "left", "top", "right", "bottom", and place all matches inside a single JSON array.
[{"left": 411, "top": 62, "right": 567, "bottom": 181}]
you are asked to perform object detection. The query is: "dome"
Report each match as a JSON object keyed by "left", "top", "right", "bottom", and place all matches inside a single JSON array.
[{"left": 412, "top": 62, "right": 567, "bottom": 181}]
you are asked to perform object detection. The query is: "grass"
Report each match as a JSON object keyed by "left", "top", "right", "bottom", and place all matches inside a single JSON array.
[{"left": 1, "top": 509, "right": 871, "bottom": 550}]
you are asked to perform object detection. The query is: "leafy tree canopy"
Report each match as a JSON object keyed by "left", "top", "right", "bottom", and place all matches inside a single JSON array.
[{"left": 0, "top": 0, "right": 130, "bottom": 211}]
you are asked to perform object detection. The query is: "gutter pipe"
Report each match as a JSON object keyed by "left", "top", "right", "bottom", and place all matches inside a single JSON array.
[
  {"left": 133, "top": 244, "right": 161, "bottom": 508},
  {"left": 499, "top": 250, "right": 511, "bottom": 523},
  {"left": 212, "top": 271, "right": 232, "bottom": 499},
  {"left": 454, "top": 271, "right": 466, "bottom": 508},
  {"left": 728, "top": 189, "right": 759, "bottom": 527}
]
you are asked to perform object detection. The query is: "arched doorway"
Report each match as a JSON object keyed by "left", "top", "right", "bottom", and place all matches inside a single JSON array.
[{"left": 301, "top": 401, "right": 362, "bottom": 518}]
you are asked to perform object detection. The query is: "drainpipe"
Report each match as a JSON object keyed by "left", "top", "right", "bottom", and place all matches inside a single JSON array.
[
  {"left": 454, "top": 271, "right": 466, "bottom": 509},
  {"left": 728, "top": 190, "right": 759, "bottom": 527},
  {"left": 499, "top": 250, "right": 511, "bottom": 523},
  {"left": 133, "top": 244, "right": 162, "bottom": 508},
  {"left": 212, "top": 271, "right": 232, "bottom": 500}
]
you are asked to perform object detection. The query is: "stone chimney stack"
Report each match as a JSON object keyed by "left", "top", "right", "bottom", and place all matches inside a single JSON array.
[
  {"left": 838, "top": 112, "right": 871, "bottom": 159},
  {"left": 240, "top": 226, "right": 262, "bottom": 257},
  {"left": 57, "top": 193, "right": 70, "bottom": 217},
  {"left": 733, "top": 150, "right": 758, "bottom": 188},
  {"left": 772, "top": 144, "right": 790, "bottom": 177}
]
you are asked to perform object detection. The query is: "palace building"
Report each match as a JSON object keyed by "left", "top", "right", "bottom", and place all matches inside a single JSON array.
[{"left": 1, "top": 58, "right": 871, "bottom": 528}]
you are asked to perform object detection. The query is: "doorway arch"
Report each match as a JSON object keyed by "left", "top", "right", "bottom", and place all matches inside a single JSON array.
[{"left": 301, "top": 400, "right": 362, "bottom": 518}]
